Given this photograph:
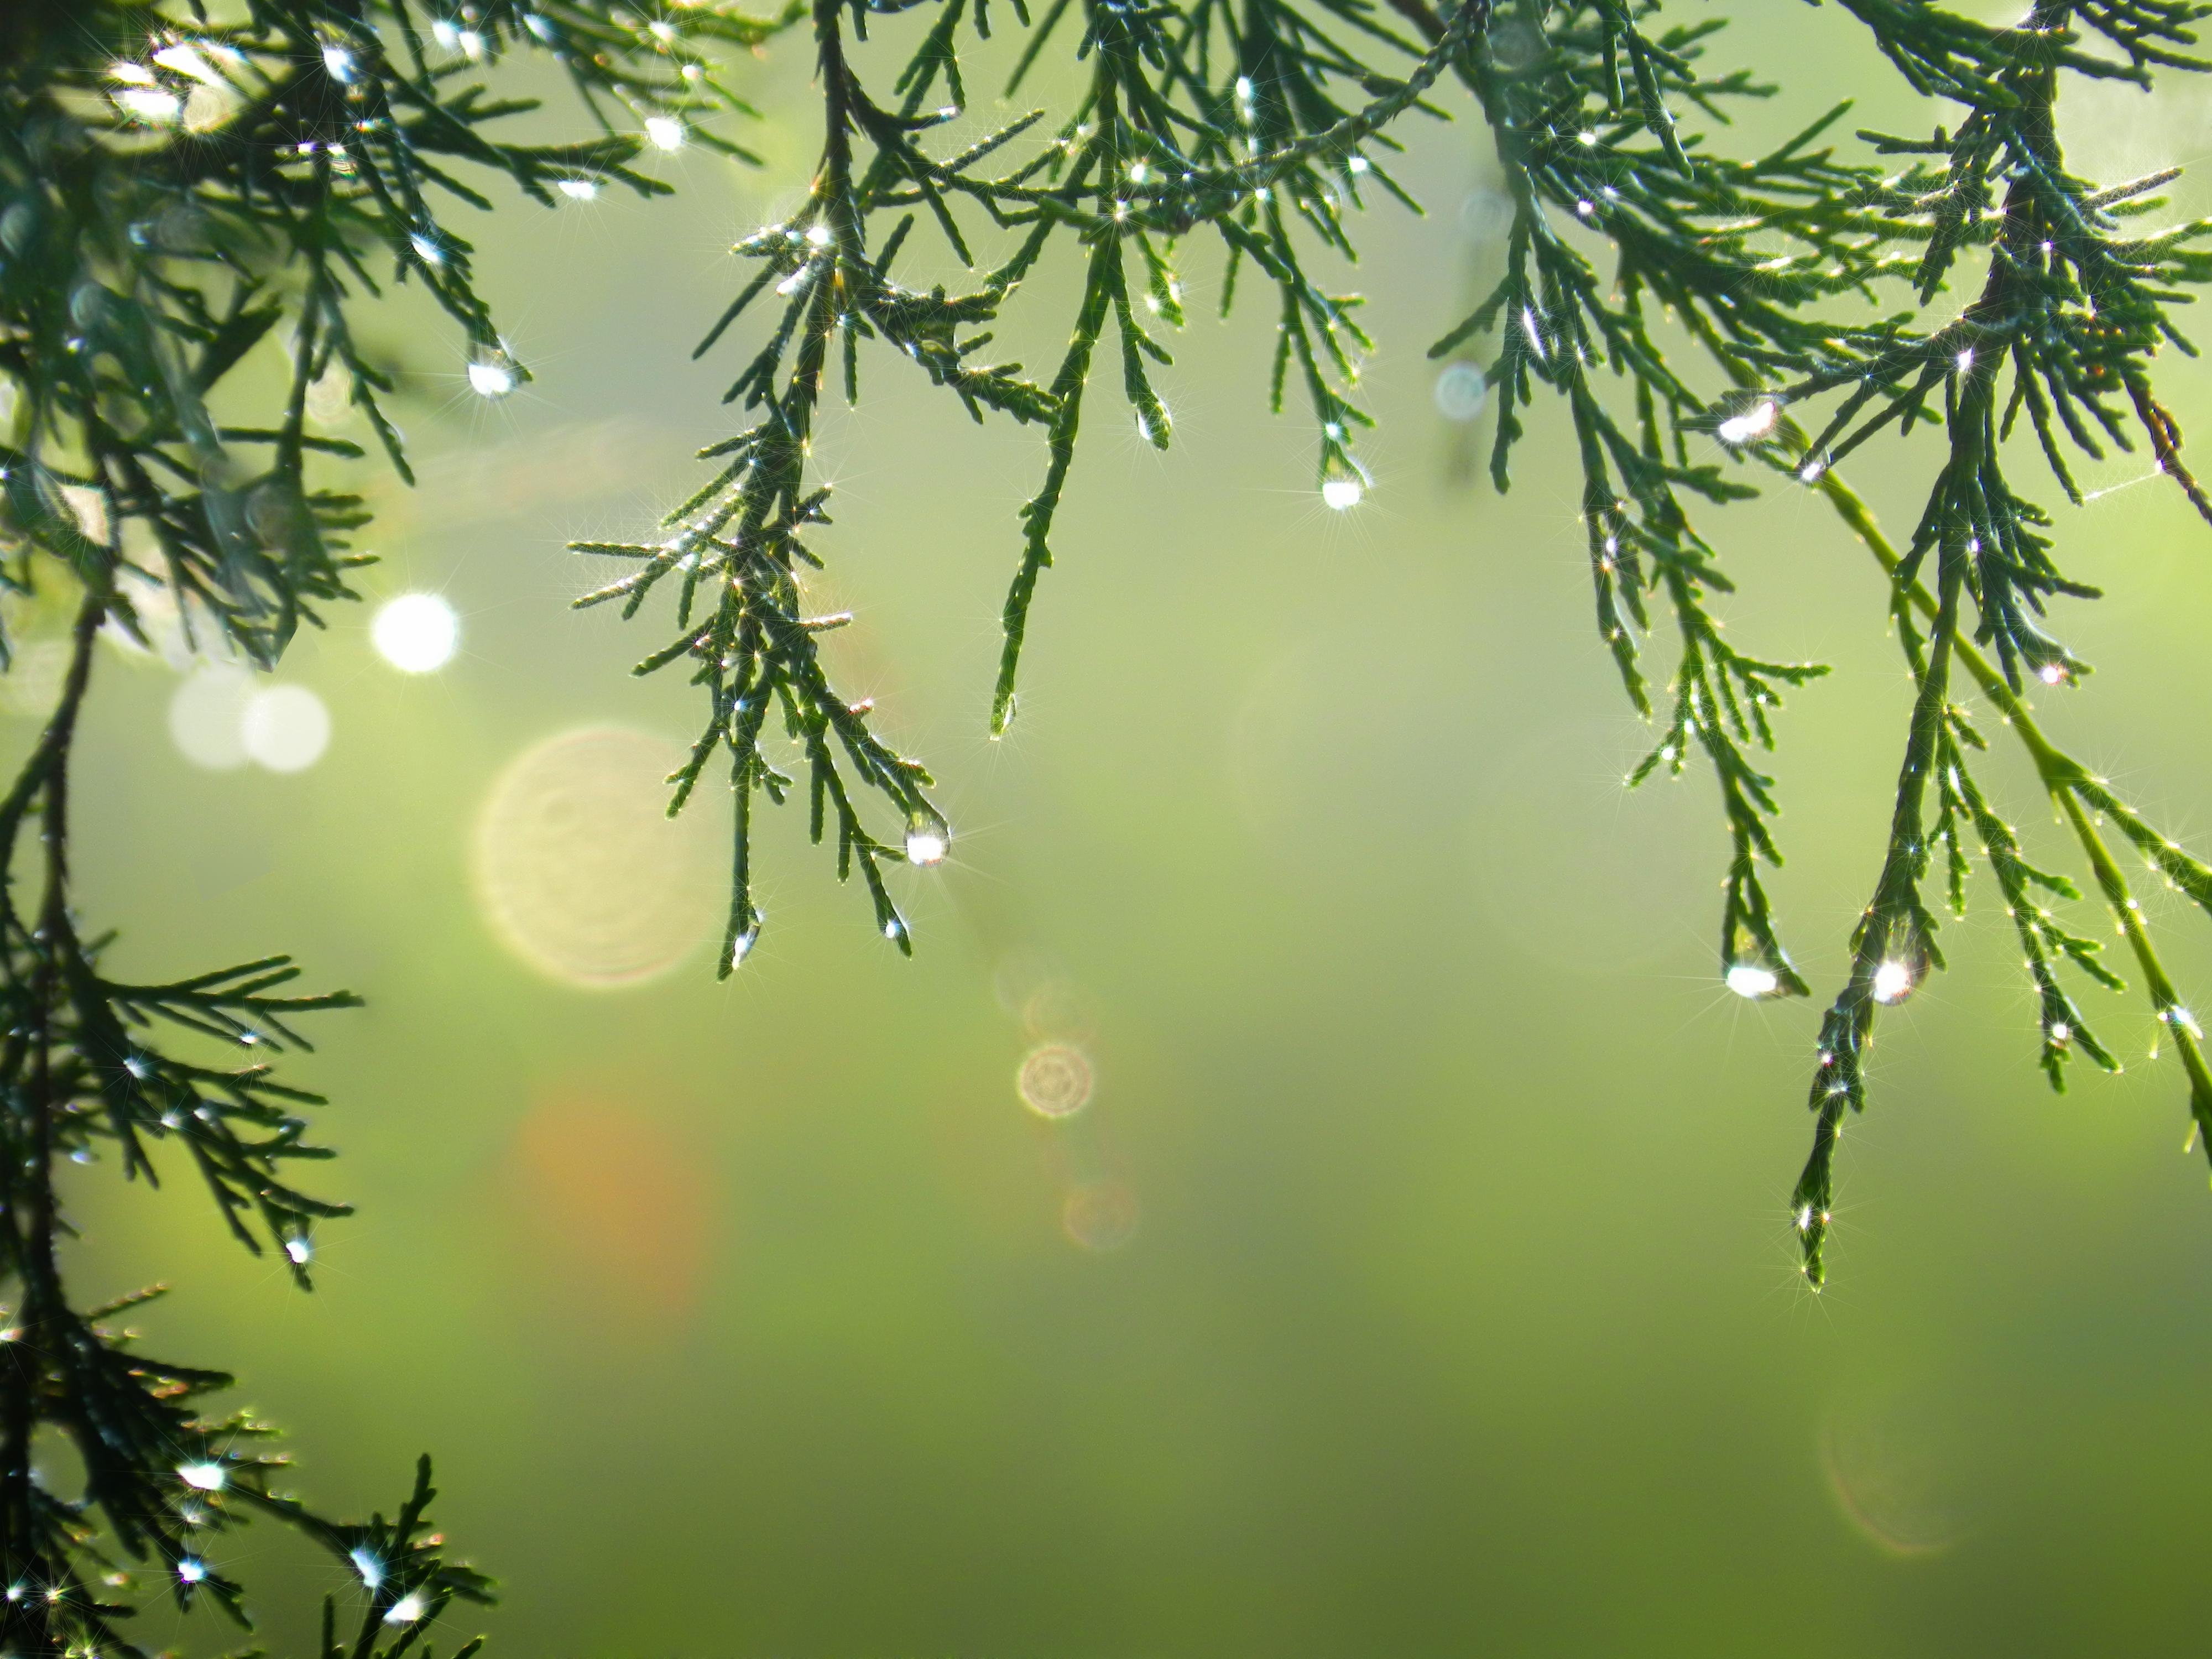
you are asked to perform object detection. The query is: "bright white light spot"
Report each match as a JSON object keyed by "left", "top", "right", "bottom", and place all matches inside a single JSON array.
[
  {"left": 1725, "top": 963, "right": 1780, "bottom": 999},
  {"left": 1871, "top": 959, "right": 1914, "bottom": 1004},
  {"left": 431, "top": 20, "right": 460, "bottom": 49},
  {"left": 150, "top": 40, "right": 215, "bottom": 78},
  {"left": 349, "top": 1548, "right": 384, "bottom": 1590},
  {"left": 1798, "top": 459, "right": 1826, "bottom": 483},
  {"left": 1322, "top": 478, "right": 1363, "bottom": 510},
  {"left": 1955, "top": 347, "right": 1974, "bottom": 373},
  {"left": 730, "top": 923, "right": 760, "bottom": 969},
  {"left": 111, "top": 61, "right": 156, "bottom": 84},
  {"left": 1795, "top": 1204, "right": 1814, "bottom": 1232},
  {"left": 1434, "top": 362, "right": 1488, "bottom": 422},
  {"left": 384, "top": 1592, "right": 427, "bottom": 1626},
  {"left": 1348, "top": 155, "right": 1370, "bottom": 174},
  {"left": 373, "top": 593, "right": 460, "bottom": 673},
  {"left": 467, "top": 357, "right": 515, "bottom": 398},
  {"left": 241, "top": 685, "right": 331, "bottom": 773},
  {"left": 115, "top": 87, "right": 183, "bottom": 121},
  {"left": 169, "top": 665, "right": 254, "bottom": 770},
  {"left": 645, "top": 116, "right": 684, "bottom": 151},
  {"left": 805, "top": 222, "right": 832, "bottom": 248},
  {"left": 284, "top": 1235, "right": 312, "bottom": 1266},
  {"left": 905, "top": 824, "right": 948, "bottom": 867},
  {"left": 2049, "top": 1021, "right": 2071, "bottom": 1044},
  {"left": 410, "top": 233, "right": 442, "bottom": 266},
  {"left": 322, "top": 45, "right": 356, "bottom": 82},
  {"left": 557, "top": 178, "right": 598, "bottom": 201},
  {"left": 1717, "top": 400, "right": 1778, "bottom": 445},
  {"left": 2037, "top": 662, "right": 2067, "bottom": 685},
  {"left": 1578, "top": 129, "right": 1598, "bottom": 146},
  {"left": 1520, "top": 306, "right": 1548, "bottom": 358},
  {"left": 458, "top": 29, "right": 484, "bottom": 59},
  {"left": 178, "top": 1462, "right": 226, "bottom": 1492},
  {"left": 177, "top": 1558, "right": 207, "bottom": 1585}
]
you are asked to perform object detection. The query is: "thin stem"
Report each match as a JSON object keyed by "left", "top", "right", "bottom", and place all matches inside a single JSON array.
[{"left": 1817, "top": 469, "right": 2212, "bottom": 1145}]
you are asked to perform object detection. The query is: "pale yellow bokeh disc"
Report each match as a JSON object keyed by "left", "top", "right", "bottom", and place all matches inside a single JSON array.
[{"left": 474, "top": 726, "right": 720, "bottom": 988}]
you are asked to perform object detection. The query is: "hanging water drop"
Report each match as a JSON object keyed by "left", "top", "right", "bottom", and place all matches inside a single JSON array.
[
  {"left": 1725, "top": 963, "right": 1781, "bottom": 1000},
  {"left": 178, "top": 1462, "right": 226, "bottom": 1492},
  {"left": 467, "top": 347, "right": 518, "bottom": 399}
]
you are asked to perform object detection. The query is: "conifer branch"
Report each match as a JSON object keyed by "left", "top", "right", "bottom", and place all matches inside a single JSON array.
[{"left": 13, "top": 11, "right": 2212, "bottom": 1646}]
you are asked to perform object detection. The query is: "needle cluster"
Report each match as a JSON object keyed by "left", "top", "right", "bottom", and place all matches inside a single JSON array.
[{"left": 9, "top": 0, "right": 2212, "bottom": 1650}]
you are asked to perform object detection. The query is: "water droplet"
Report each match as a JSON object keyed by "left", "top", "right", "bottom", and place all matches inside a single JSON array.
[
  {"left": 1321, "top": 478, "right": 1363, "bottom": 511},
  {"left": 177, "top": 1462, "right": 226, "bottom": 1492},
  {"left": 1725, "top": 963, "right": 1780, "bottom": 999},
  {"left": 904, "top": 820, "right": 948, "bottom": 867},
  {"left": 349, "top": 1547, "right": 384, "bottom": 1589},
  {"left": 1717, "top": 399, "right": 1779, "bottom": 445},
  {"left": 645, "top": 116, "right": 684, "bottom": 151},
  {"left": 557, "top": 179, "right": 598, "bottom": 201},
  {"left": 284, "top": 1235, "right": 312, "bottom": 1266},
  {"left": 383, "top": 1592, "right": 427, "bottom": 1626},
  {"left": 467, "top": 349, "right": 518, "bottom": 398},
  {"left": 176, "top": 1558, "right": 207, "bottom": 1585},
  {"left": 1871, "top": 959, "right": 1915, "bottom": 1004}
]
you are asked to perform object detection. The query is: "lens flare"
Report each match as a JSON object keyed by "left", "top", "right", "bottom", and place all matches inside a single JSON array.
[
  {"left": 474, "top": 727, "right": 719, "bottom": 987},
  {"left": 1018, "top": 1044, "right": 1095, "bottom": 1118}
]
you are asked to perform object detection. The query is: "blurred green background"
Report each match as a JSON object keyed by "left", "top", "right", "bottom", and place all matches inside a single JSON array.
[{"left": 36, "top": 4, "right": 2212, "bottom": 1652}]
